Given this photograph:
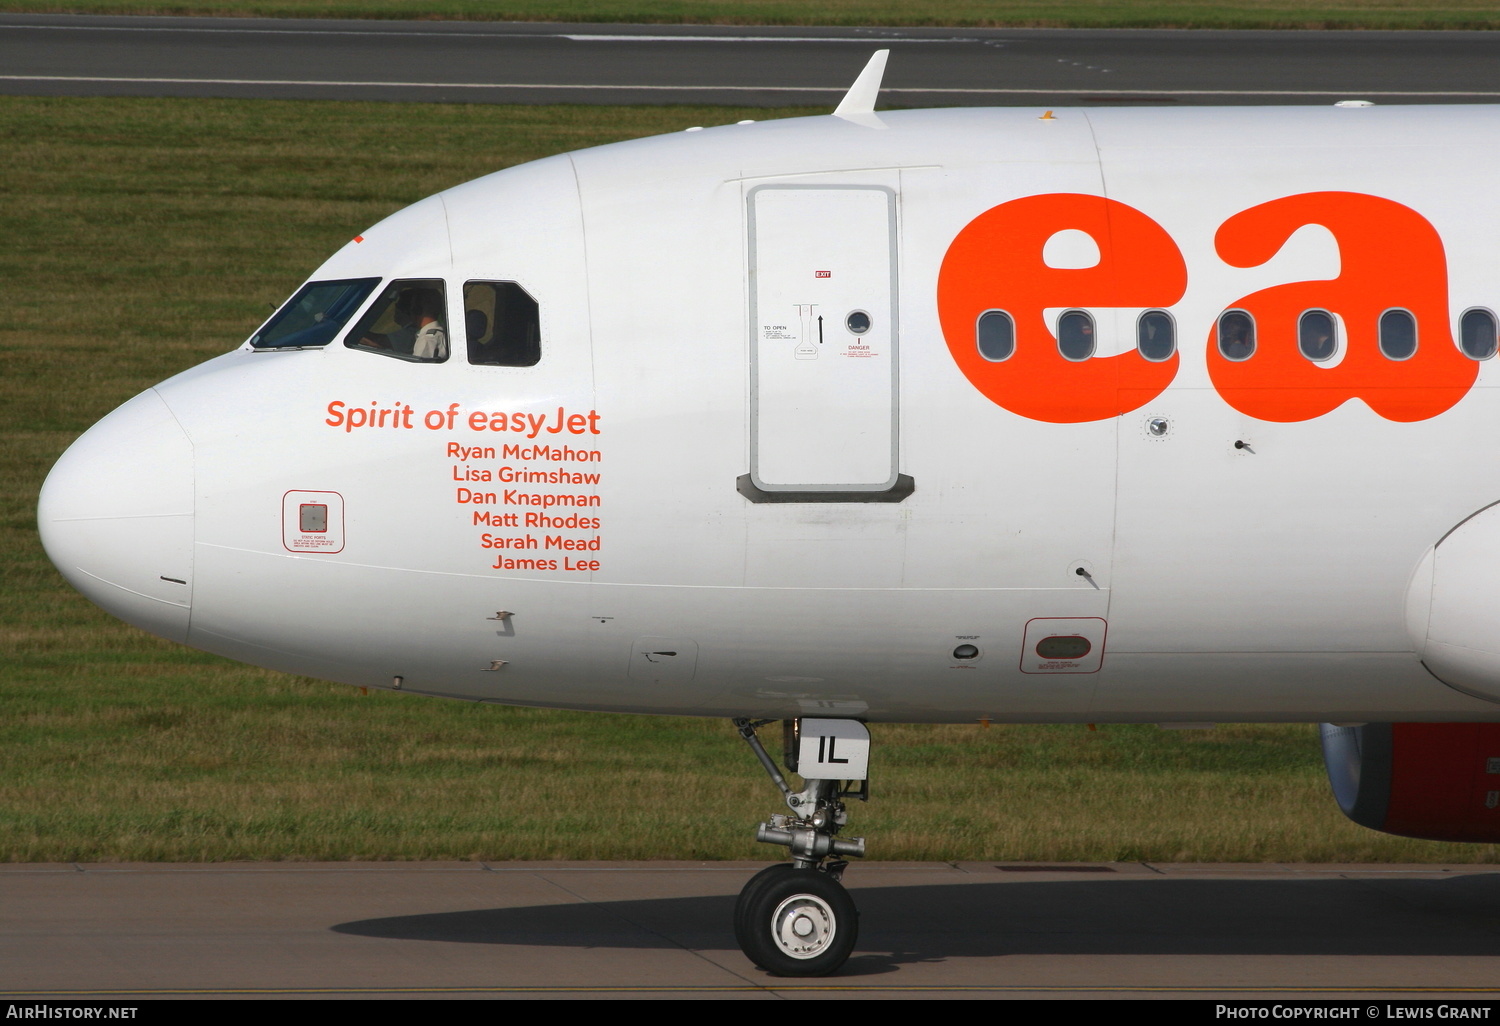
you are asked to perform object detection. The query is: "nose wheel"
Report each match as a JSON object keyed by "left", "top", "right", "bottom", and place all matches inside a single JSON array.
[
  {"left": 732, "top": 717, "right": 869, "bottom": 977},
  {"left": 736, "top": 864, "right": 858, "bottom": 976}
]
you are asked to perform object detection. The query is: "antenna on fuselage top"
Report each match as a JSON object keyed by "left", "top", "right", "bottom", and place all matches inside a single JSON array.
[{"left": 834, "top": 50, "right": 890, "bottom": 127}]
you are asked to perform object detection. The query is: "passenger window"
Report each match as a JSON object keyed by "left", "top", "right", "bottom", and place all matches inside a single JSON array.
[
  {"left": 976, "top": 310, "right": 1014, "bottom": 362},
  {"left": 1379, "top": 309, "right": 1417, "bottom": 360},
  {"left": 1298, "top": 310, "right": 1336, "bottom": 362},
  {"left": 1057, "top": 310, "right": 1095, "bottom": 361},
  {"left": 344, "top": 280, "right": 449, "bottom": 362},
  {"left": 251, "top": 277, "right": 380, "bottom": 350},
  {"left": 1136, "top": 310, "right": 1175, "bottom": 362},
  {"left": 1217, "top": 310, "right": 1255, "bottom": 361},
  {"left": 1461, "top": 308, "right": 1498, "bottom": 360},
  {"left": 466, "top": 281, "right": 540, "bottom": 367}
]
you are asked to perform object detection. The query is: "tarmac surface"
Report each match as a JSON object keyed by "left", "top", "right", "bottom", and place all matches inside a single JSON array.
[
  {"left": 4, "top": 14, "right": 1500, "bottom": 106},
  {"left": 5, "top": 861, "right": 1500, "bottom": 999}
]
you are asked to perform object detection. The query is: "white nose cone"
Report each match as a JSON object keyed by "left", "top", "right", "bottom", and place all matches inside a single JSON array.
[{"left": 38, "top": 389, "right": 194, "bottom": 644}]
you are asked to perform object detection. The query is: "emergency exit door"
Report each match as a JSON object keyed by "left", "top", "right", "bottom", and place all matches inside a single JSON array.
[{"left": 742, "top": 185, "right": 911, "bottom": 502}]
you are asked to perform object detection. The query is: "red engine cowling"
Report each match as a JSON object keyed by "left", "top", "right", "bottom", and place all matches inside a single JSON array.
[{"left": 1321, "top": 723, "right": 1500, "bottom": 842}]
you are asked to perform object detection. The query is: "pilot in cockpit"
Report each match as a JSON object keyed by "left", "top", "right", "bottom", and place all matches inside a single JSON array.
[{"left": 357, "top": 286, "right": 448, "bottom": 361}]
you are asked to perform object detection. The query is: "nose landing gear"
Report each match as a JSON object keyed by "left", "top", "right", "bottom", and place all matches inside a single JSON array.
[{"left": 732, "top": 717, "right": 870, "bottom": 977}]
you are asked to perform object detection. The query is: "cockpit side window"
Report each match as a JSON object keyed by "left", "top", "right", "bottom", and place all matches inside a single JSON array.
[
  {"left": 250, "top": 277, "right": 380, "bottom": 350},
  {"left": 344, "top": 280, "right": 449, "bottom": 363},
  {"left": 465, "top": 281, "right": 540, "bottom": 367}
]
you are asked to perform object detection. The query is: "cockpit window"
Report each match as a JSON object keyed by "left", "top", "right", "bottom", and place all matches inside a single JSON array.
[
  {"left": 249, "top": 277, "right": 380, "bottom": 350},
  {"left": 465, "top": 281, "right": 540, "bottom": 367},
  {"left": 344, "top": 280, "right": 449, "bottom": 363}
]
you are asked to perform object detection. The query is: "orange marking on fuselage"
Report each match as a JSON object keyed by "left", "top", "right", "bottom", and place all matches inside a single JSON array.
[
  {"left": 937, "top": 193, "right": 1187, "bottom": 424},
  {"left": 1210, "top": 192, "right": 1475, "bottom": 423}
]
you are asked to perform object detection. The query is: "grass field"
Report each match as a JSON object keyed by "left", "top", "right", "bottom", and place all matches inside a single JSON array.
[
  {"left": 3, "top": 95, "right": 1495, "bottom": 864},
  {"left": 1, "top": 0, "right": 1499, "bottom": 30}
]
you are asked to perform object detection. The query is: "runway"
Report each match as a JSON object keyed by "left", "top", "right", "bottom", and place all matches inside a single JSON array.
[
  {"left": 5, "top": 861, "right": 1500, "bottom": 999},
  {"left": 5, "top": 14, "right": 1500, "bottom": 106}
]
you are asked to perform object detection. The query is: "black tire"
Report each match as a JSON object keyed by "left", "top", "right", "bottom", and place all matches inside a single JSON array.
[
  {"left": 734, "top": 863, "right": 794, "bottom": 958},
  {"left": 737, "top": 868, "right": 858, "bottom": 977}
]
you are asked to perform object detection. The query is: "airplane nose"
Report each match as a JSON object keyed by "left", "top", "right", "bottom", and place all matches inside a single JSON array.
[{"left": 38, "top": 389, "right": 195, "bottom": 644}]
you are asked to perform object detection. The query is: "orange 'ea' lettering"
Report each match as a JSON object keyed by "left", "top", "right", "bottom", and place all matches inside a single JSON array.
[
  {"left": 1210, "top": 192, "right": 1476, "bottom": 423},
  {"left": 937, "top": 193, "right": 1187, "bottom": 423}
]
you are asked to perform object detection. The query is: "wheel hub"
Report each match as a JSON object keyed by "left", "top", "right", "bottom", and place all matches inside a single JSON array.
[{"left": 772, "top": 894, "right": 836, "bottom": 958}]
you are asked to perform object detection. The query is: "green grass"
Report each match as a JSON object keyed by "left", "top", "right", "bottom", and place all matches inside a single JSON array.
[
  {"left": 2, "top": 95, "right": 1495, "bottom": 864},
  {"left": 3, "top": 0, "right": 1500, "bottom": 30}
]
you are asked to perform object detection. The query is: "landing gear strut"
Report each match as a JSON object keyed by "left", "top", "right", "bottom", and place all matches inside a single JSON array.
[{"left": 732, "top": 717, "right": 870, "bottom": 976}]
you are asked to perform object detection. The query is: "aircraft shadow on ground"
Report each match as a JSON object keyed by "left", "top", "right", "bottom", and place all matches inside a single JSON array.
[{"left": 332, "top": 874, "right": 1500, "bottom": 973}]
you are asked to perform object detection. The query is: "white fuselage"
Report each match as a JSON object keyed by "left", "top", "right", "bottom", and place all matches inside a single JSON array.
[{"left": 39, "top": 104, "right": 1500, "bottom": 724}]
